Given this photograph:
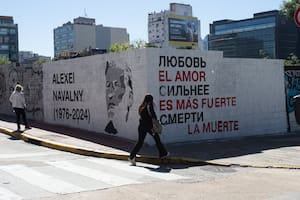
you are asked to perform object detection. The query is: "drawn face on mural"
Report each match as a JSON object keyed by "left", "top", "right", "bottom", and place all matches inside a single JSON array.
[
  {"left": 104, "top": 61, "right": 133, "bottom": 134},
  {"left": 106, "top": 62, "right": 126, "bottom": 116}
]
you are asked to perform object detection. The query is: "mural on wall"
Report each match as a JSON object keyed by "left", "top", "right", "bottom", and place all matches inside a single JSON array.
[
  {"left": 104, "top": 61, "right": 133, "bottom": 134},
  {"left": 0, "top": 65, "right": 43, "bottom": 120},
  {"left": 44, "top": 58, "right": 135, "bottom": 135},
  {"left": 284, "top": 70, "right": 300, "bottom": 113},
  {"left": 284, "top": 68, "right": 300, "bottom": 132},
  {"left": 23, "top": 66, "right": 43, "bottom": 119},
  {"left": 8, "top": 68, "right": 23, "bottom": 92},
  {"left": 52, "top": 71, "right": 90, "bottom": 124},
  {"left": 42, "top": 49, "right": 287, "bottom": 143},
  {"left": 156, "top": 55, "right": 239, "bottom": 135}
]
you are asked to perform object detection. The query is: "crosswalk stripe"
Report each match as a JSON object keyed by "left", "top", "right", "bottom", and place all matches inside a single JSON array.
[
  {"left": 0, "top": 165, "right": 83, "bottom": 194},
  {"left": 0, "top": 186, "right": 22, "bottom": 200},
  {"left": 87, "top": 158, "right": 187, "bottom": 181},
  {"left": 47, "top": 161, "right": 141, "bottom": 186},
  {"left": 0, "top": 151, "right": 62, "bottom": 159}
]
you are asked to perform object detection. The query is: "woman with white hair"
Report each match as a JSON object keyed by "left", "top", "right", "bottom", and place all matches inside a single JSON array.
[{"left": 9, "top": 84, "right": 30, "bottom": 132}]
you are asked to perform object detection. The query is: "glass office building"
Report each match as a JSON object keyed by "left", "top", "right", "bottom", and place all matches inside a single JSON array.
[
  {"left": 0, "top": 16, "right": 18, "bottom": 62},
  {"left": 208, "top": 10, "right": 300, "bottom": 59},
  {"left": 54, "top": 22, "right": 76, "bottom": 57}
]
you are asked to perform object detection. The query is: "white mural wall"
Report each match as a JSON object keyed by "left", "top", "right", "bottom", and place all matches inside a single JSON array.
[
  {"left": 43, "top": 51, "right": 145, "bottom": 141},
  {"left": 43, "top": 48, "right": 287, "bottom": 144}
]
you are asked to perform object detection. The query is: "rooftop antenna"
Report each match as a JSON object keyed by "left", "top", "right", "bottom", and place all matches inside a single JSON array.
[{"left": 84, "top": 8, "right": 88, "bottom": 17}]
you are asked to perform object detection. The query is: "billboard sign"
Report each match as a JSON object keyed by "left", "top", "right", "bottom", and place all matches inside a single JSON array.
[{"left": 168, "top": 14, "right": 199, "bottom": 48}]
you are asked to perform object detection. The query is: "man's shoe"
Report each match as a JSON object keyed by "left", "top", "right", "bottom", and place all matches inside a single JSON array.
[
  {"left": 25, "top": 127, "right": 31, "bottom": 130},
  {"left": 128, "top": 157, "right": 136, "bottom": 166}
]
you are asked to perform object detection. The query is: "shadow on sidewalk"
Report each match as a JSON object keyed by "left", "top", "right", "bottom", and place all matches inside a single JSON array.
[{"left": 166, "top": 133, "right": 300, "bottom": 161}]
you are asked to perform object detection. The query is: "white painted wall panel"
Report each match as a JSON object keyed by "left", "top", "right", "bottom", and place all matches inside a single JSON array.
[{"left": 43, "top": 49, "right": 287, "bottom": 144}]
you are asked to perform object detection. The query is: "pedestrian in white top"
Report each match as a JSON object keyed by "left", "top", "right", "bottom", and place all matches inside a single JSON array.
[{"left": 9, "top": 84, "right": 30, "bottom": 132}]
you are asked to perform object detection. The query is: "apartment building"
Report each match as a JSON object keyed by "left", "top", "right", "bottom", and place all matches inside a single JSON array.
[
  {"left": 54, "top": 17, "right": 129, "bottom": 57},
  {"left": 148, "top": 3, "right": 201, "bottom": 49},
  {"left": 0, "top": 16, "right": 18, "bottom": 62}
]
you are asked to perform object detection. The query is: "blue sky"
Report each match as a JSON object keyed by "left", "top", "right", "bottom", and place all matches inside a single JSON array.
[{"left": 1, "top": 0, "right": 284, "bottom": 57}]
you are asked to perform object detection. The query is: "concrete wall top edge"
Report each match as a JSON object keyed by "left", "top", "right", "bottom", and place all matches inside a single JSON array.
[{"left": 223, "top": 57, "right": 284, "bottom": 65}]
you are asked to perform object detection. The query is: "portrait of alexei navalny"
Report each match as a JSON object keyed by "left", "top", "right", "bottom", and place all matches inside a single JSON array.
[{"left": 104, "top": 61, "right": 133, "bottom": 134}]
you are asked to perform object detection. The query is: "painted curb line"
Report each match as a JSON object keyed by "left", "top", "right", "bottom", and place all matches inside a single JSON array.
[
  {"left": 0, "top": 126, "right": 217, "bottom": 166},
  {"left": 0, "top": 127, "right": 300, "bottom": 169},
  {"left": 0, "top": 127, "right": 212, "bottom": 165}
]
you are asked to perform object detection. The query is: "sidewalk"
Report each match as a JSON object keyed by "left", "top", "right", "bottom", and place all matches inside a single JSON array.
[{"left": 0, "top": 114, "right": 300, "bottom": 169}]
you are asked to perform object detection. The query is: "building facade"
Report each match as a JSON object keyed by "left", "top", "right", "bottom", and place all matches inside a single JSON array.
[
  {"left": 54, "top": 17, "right": 96, "bottom": 57},
  {"left": 54, "top": 17, "right": 129, "bottom": 57},
  {"left": 148, "top": 3, "right": 201, "bottom": 49},
  {"left": 0, "top": 16, "right": 18, "bottom": 62},
  {"left": 208, "top": 10, "right": 300, "bottom": 59},
  {"left": 96, "top": 25, "right": 129, "bottom": 51},
  {"left": 19, "top": 51, "right": 51, "bottom": 64}
]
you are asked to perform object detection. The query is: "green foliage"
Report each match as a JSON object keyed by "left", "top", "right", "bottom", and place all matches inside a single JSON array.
[
  {"left": 33, "top": 58, "right": 50, "bottom": 65},
  {"left": 280, "top": 0, "right": 300, "bottom": 66},
  {"left": 145, "top": 43, "right": 158, "bottom": 48},
  {"left": 109, "top": 42, "right": 132, "bottom": 53},
  {"left": 0, "top": 56, "right": 11, "bottom": 65},
  {"left": 284, "top": 53, "right": 300, "bottom": 66},
  {"left": 280, "top": 0, "right": 300, "bottom": 19},
  {"left": 109, "top": 40, "right": 157, "bottom": 53},
  {"left": 259, "top": 49, "right": 270, "bottom": 59}
]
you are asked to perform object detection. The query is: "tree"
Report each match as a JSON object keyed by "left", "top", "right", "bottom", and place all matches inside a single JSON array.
[
  {"left": 109, "top": 40, "right": 158, "bottom": 53},
  {"left": 259, "top": 49, "right": 270, "bottom": 59},
  {"left": 280, "top": 0, "right": 300, "bottom": 66},
  {"left": 0, "top": 56, "right": 11, "bottom": 65},
  {"left": 280, "top": 0, "right": 300, "bottom": 19},
  {"left": 34, "top": 58, "right": 50, "bottom": 65},
  {"left": 145, "top": 43, "right": 158, "bottom": 48},
  {"left": 284, "top": 53, "right": 300, "bottom": 66},
  {"left": 109, "top": 42, "right": 132, "bottom": 53}
]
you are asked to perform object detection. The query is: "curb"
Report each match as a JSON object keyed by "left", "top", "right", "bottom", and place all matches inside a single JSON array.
[
  {"left": 0, "top": 126, "right": 213, "bottom": 166},
  {"left": 1, "top": 127, "right": 300, "bottom": 169}
]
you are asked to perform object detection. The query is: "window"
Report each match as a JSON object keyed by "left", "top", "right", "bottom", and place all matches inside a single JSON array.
[
  {"left": 10, "top": 46, "right": 16, "bottom": 51},
  {"left": 0, "top": 28, "right": 8, "bottom": 34},
  {"left": 215, "top": 17, "right": 276, "bottom": 35},
  {"left": 4, "top": 36, "right": 9, "bottom": 43},
  {"left": 11, "top": 54, "right": 17, "bottom": 60},
  {"left": 9, "top": 29, "right": 16, "bottom": 34},
  {"left": 0, "top": 45, "right": 9, "bottom": 50}
]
